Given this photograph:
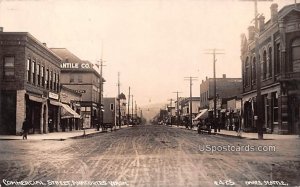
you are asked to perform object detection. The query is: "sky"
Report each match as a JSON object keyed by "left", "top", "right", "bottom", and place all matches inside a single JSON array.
[{"left": 0, "top": 0, "right": 296, "bottom": 107}]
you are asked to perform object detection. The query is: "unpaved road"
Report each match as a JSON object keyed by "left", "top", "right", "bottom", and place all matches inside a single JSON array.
[{"left": 0, "top": 124, "right": 299, "bottom": 187}]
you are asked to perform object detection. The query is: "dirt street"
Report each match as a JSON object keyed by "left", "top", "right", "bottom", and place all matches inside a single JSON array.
[{"left": 0, "top": 124, "right": 299, "bottom": 187}]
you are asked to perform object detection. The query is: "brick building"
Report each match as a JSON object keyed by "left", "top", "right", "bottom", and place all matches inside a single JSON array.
[
  {"left": 0, "top": 31, "right": 61, "bottom": 135},
  {"left": 50, "top": 48, "right": 104, "bottom": 129},
  {"left": 241, "top": 3, "right": 300, "bottom": 134},
  {"left": 200, "top": 74, "right": 242, "bottom": 109}
]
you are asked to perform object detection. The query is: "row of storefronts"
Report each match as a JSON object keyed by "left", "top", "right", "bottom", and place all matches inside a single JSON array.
[{"left": 0, "top": 31, "right": 103, "bottom": 135}]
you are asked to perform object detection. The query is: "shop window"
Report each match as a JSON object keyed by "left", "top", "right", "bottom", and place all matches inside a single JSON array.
[
  {"left": 292, "top": 38, "right": 300, "bottom": 72},
  {"left": 3, "top": 56, "right": 15, "bottom": 78},
  {"left": 272, "top": 92, "right": 278, "bottom": 123}
]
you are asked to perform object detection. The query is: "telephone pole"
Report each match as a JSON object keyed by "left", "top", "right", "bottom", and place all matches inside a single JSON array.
[
  {"left": 117, "top": 72, "right": 121, "bottom": 129},
  {"left": 131, "top": 95, "right": 134, "bottom": 124},
  {"left": 240, "top": 0, "right": 270, "bottom": 139},
  {"left": 127, "top": 87, "right": 130, "bottom": 126},
  {"left": 184, "top": 76, "right": 198, "bottom": 129},
  {"left": 205, "top": 49, "right": 224, "bottom": 132},
  {"left": 168, "top": 98, "right": 174, "bottom": 126},
  {"left": 97, "top": 59, "right": 106, "bottom": 131},
  {"left": 173, "top": 91, "right": 182, "bottom": 125}
]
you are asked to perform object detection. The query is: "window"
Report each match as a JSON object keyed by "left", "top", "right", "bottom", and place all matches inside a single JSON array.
[
  {"left": 57, "top": 74, "right": 60, "bottom": 91},
  {"left": 268, "top": 47, "right": 272, "bottom": 77},
  {"left": 262, "top": 51, "right": 267, "bottom": 80},
  {"left": 275, "top": 43, "right": 281, "bottom": 75},
  {"left": 78, "top": 74, "right": 83, "bottom": 83},
  {"left": 3, "top": 56, "right": 15, "bottom": 78},
  {"left": 292, "top": 38, "right": 300, "bottom": 72},
  {"left": 252, "top": 57, "right": 256, "bottom": 84},
  {"left": 272, "top": 92, "right": 278, "bottom": 123},
  {"left": 50, "top": 70, "right": 53, "bottom": 90},
  {"left": 27, "top": 59, "right": 31, "bottom": 82},
  {"left": 245, "top": 57, "right": 250, "bottom": 86},
  {"left": 41, "top": 66, "right": 45, "bottom": 87},
  {"left": 110, "top": 103, "right": 114, "bottom": 111},
  {"left": 46, "top": 69, "right": 49, "bottom": 89},
  {"left": 32, "top": 60, "right": 36, "bottom": 84},
  {"left": 54, "top": 72, "right": 57, "bottom": 91},
  {"left": 70, "top": 74, "right": 74, "bottom": 83},
  {"left": 37, "top": 64, "right": 40, "bottom": 86}
]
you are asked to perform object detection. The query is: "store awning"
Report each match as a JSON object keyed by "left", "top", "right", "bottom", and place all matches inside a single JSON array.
[
  {"left": 194, "top": 109, "right": 208, "bottom": 120},
  {"left": 61, "top": 103, "right": 81, "bottom": 119}
]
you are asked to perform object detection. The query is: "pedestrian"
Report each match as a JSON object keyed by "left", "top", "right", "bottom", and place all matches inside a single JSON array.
[{"left": 22, "top": 118, "right": 29, "bottom": 140}]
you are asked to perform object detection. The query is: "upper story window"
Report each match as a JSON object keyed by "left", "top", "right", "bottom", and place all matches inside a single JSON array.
[
  {"left": 78, "top": 74, "right": 83, "bottom": 83},
  {"left": 275, "top": 43, "right": 281, "bottom": 75},
  {"left": 41, "top": 66, "right": 45, "bottom": 87},
  {"left": 262, "top": 51, "right": 267, "bottom": 80},
  {"left": 245, "top": 57, "right": 250, "bottom": 86},
  {"left": 252, "top": 57, "right": 256, "bottom": 84},
  {"left": 70, "top": 74, "right": 74, "bottom": 83},
  {"left": 46, "top": 69, "right": 49, "bottom": 89},
  {"left": 292, "top": 38, "right": 300, "bottom": 72},
  {"left": 268, "top": 47, "right": 272, "bottom": 77},
  {"left": 37, "top": 64, "right": 40, "bottom": 86},
  {"left": 32, "top": 60, "right": 36, "bottom": 85},
  {"left": 110, "top": 103, "right": 114, "bottom": 111},
  {"left": 50, "top": 70, "right": 53, "bottom": 90},
  {"left": 3, "top": 56, "right": 15, "bottom": 79},
  {"left": 27, "top": 59, "right": 31, "bottom": 82}
]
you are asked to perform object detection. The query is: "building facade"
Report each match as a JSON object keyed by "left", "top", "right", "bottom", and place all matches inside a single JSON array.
[
  {"left": 241, "top": 4, "right": 300, "bottom": 134},
  {"left": 0, "top": 31, "right": 61, "bottom": 135},
  {"left": 50, "top": 48, "right": 103, "bottom": 129},
  {"left": 200, "top": 75, "right": 242, "bottom": 109}
]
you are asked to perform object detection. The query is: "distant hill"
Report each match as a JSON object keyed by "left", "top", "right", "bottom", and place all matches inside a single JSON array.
[{"left": 140, "top": 103, "right": 166, "bottom": 122}]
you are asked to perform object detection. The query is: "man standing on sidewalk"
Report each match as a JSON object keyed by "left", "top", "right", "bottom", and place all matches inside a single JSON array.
[{"left": 22, "top": 118, "right": 30, "bottom": 140}]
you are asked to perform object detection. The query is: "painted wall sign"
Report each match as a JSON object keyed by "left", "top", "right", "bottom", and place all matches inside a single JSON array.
[{"left": 61, "top": 63, "right": 91, "bottom": 69}]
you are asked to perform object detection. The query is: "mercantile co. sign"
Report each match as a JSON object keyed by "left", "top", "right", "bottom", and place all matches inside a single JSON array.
[{"left": 60, "top": 63, "right": 91, "bottom": 69}]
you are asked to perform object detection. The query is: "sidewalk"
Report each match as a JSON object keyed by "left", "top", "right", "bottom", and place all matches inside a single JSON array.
[
  {"left": 0, "top": 125, "right": 129, "bottom": 141},
  {"left": 170, "top": 125, "right": 299, "bottom": 140}
]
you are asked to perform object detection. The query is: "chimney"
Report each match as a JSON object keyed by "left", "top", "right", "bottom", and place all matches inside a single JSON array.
[
  {"left": 270, "top": 3, "right": 278, "bottom": 23},
  {"left": 222, "top": 74, "right": 226, "bottom": 78},
  {"left": 258, "top": 15, "right": 265, "bottom": 32},
  {"left": 0, "top": 27, "right": 3, "bottom": 32},
  {"left": 42, "top": 43, "right": 47, "bottom": 47},
  {"left": 248, "top": 26, "right": 255, "bottom": 41},
  {"left": 206, "top": 76, "right": 208, "bottom": 80}
]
